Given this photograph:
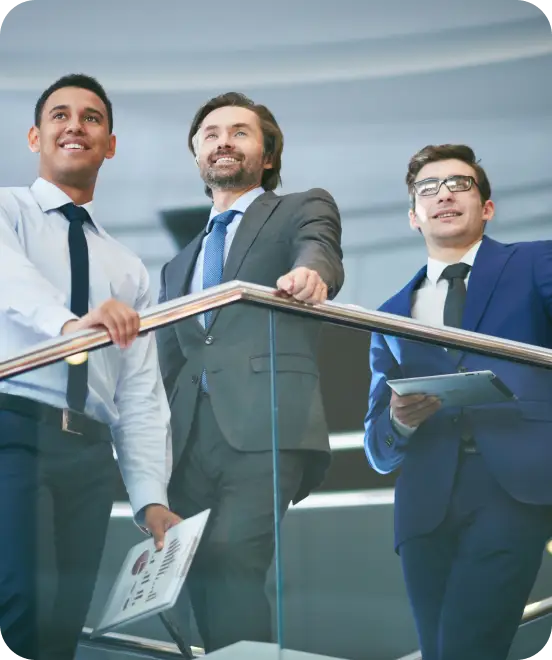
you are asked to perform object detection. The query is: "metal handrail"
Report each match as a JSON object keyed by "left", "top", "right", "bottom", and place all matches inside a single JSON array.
[
  {"left": 397, "top": 596, "right": 552, "bottom": 660},
  {"left": 2, "top": 280, "right": 552, "bottom": 381}
]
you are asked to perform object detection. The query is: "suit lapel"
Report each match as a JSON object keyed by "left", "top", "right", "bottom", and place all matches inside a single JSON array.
[
  {"left": 462, "top": 236, "right": 513, "bottom": 333},
  {"left": 175, "top": 232, "right": 205, "bottom": 298},
  {"left": 390, "top": 266, "right": 427, "bottom": 318},
  {"left": 221, "top": 191, "right": 281, "bottom": 284},
  {"left": 166, "top": 230, "right": 206, "bottom": 339},
  {"left": 205, "top": 192, "right": 281, "bottom": 329}
]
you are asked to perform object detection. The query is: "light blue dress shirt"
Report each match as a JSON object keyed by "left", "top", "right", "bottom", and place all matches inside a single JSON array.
[
  {"left": 189, "top": 186, "right": 265, "bottom": 326},
  {"left": 0, "top": 178, "right": 171, "bottom": 516}
]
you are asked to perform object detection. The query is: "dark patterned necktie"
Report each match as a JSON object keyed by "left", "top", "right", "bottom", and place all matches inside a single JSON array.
[
  {"left": 441, "top": 262, "right": 471, "bottom": 328},
  {"left": 58, "top": 203, "right": 91, "bottom": 412}
]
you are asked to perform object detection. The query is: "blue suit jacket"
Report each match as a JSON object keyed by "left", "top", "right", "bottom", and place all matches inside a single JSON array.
[{"left": 364, "top": 236, "right": 552, "bottom": 549}]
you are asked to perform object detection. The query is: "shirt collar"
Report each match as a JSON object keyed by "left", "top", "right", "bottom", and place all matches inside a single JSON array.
[
  {"left": 207, "top": 186, "right": 265, "bottom": 231},
  {"left": 426, "top": 240, "right": 482, "bottom": 285},
  {"left": 30, "top": 177, "right": 99, "bottom": 231}
]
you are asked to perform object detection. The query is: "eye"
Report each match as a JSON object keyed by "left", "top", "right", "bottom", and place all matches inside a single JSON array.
[
  {"left": 52, "top": 112, "right": 66, "bottom": 120},
  {"left": 235, "top": 130, "right": 247, "bottom": 137},
  {"left": 85, "top": 115, "right": 100, "bottom": 123},
  {"left": 205, "top": 133, "right": 217, "bottom": 139}
]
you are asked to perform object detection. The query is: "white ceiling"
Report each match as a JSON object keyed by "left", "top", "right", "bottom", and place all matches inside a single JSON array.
[{"left": 0, "top": 0, "right": 550, "bottom": 306}]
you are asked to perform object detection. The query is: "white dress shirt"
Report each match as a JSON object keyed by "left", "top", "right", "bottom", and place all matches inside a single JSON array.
[
  {"left": 411, "top": 241, "right": 481, "bottom": 325},
  {"left": 392, "top": 240, "right": 482, "bottom": 436},
  {"left": 189, "top": 186, "right": 265, "bottom": 326},
  {"left": 0, "top": 177, "right": 171, "bottom": 516}
]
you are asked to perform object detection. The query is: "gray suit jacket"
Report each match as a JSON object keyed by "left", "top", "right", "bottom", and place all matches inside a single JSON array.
[{"left": 157, "top": 188, "right": 343, "bottom": 498}]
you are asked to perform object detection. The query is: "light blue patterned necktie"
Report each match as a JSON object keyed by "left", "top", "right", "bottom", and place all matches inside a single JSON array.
[
  {"left": 202, "top": 209, "right": 238, "bottom": 327},
  {"left": 200, "top": 208, "right": 237, "bottom": 391}
]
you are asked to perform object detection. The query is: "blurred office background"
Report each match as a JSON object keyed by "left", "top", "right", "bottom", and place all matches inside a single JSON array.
[{"left": 1, "top": 1, "right": 551, "bottom": 658}]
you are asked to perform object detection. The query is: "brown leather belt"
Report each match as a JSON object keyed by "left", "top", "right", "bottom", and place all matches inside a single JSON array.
[{"left": 0, "top": 393, "right": 111, "bottom": 441}]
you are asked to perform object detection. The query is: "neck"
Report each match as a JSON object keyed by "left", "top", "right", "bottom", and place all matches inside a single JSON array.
[
  {"left": 211, "top": 183, "right": 260, "bottom": 212},
  {"left": 427, "top": 236, "right": 482, "bottom": 263},
  {"left": 39, "top": 172, "right": 96, "bottom": 205}
]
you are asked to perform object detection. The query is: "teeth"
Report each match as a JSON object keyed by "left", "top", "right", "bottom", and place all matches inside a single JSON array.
[
  {"left": 437, "top": 212, "right": 460, "bottom": 218},
  {"left": 216, "top": 157, "right": 238, "bottom": 164},
  {"left": 63, "top": 144, "right": 85, "bottom": 150}
]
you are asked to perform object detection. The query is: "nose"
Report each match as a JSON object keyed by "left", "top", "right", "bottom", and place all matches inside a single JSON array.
[
  {"left": 215, "top": 130, "right": 235, "bottom": 150},
  {"left": 436, "top": 182, "right": 454, "bottom": 203},
  {"left": 65, "top": 117, "right": 85, "bottom": 134}
]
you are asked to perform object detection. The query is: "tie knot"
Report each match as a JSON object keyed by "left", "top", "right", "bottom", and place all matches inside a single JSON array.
[
  {"left": 211, "top": 209, "right": 237, "bottom": 229},
  {"left": 441, "top": 262, "right": 471, "bottom": 282},
  {"left": 58, "top": 202, "right": 92, "bottom": 225}
]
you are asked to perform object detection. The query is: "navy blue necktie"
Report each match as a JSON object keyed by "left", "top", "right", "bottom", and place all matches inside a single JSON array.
[
  {"left": 202, "top": 209, "right": 238, "bottom": 327},
  {"left": 58, "top": 203, "right": 91, "bottom": 412},
  {"left": 441, "top": 262, "right": 471, "bottom": 328}
]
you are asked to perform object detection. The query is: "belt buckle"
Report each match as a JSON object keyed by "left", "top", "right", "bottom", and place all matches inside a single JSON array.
[{"left": 62, "top": 409, "right": 83, "bottom": 436}]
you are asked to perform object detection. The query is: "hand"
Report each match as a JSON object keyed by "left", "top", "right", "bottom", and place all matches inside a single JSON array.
[
  {"left": 277, "top": 267, "right": 328, "bottom": 304},
  {"left": 62, "top": 298, "right": 140, "bottom": 348},
  {"left": 390, "top": 391, "right": 441, "bottom": 428},
  {"left": 143, "top": 504, "right": 183, "bottom": 551}
]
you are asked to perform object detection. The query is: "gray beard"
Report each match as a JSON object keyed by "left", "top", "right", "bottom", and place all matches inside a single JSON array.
[{"left": 202, "top": 165, "right": 260, "bottom": 191}]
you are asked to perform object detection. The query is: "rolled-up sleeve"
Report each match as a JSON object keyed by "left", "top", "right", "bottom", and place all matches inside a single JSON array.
[{"left": 0, "top": 206, "right": 76, "bottom": 338}]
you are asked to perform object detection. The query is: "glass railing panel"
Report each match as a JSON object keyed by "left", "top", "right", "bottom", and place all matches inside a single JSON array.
[
  {"left": 270, "top": 308, "right": 552, "bottom": 660},
  {"left": 76, "top": 303, "right": 282, "bottom": 657}
]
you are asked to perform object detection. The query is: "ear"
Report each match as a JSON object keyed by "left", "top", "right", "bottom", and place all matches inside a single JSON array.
[
  {"left": 263, "top": 153, "right": 274, "bottom": 170},
  {"left": 104, "top": 134, "right": 117, "bottom": 160},
  {"left": 28, "top": 126, "right": 40, "bottom": 153},
  {"left": 482, "top": 199, "right": 495, "bottom": 223},
  {"left": 408, "top": 208, "right": 420, "bottom": 232}
]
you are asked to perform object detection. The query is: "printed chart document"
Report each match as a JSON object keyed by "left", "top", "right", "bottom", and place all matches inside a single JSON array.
[{"left": 91, "top": 509, "right": 210, "bottom": 637}]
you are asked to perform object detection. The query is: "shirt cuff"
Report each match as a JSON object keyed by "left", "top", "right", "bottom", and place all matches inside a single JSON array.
[
  {"left": 127, "top": 481, "right": 169, "bottom": 524},
  {"left": 45, "top": 309, "right": 79, "bottom": 338},
  {"left": 390, "top": 409, "right": 418, "bottom": 438}
]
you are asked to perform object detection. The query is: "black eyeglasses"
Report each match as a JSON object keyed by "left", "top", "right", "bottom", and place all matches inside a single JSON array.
[{"left": 412, "top": 175, "right": 481, "bottom": 198}]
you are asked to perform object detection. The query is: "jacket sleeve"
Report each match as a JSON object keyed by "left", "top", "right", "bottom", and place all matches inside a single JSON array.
[
  {"left": 364, "top": 331, "right": 412, "bottom": 474},
  {"left": 289, "top": 188, "right": 344, "bottom": 299}
]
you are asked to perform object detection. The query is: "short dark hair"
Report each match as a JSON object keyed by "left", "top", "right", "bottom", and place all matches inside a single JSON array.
[
  {"left": 188, "top": 91, "right": 283, "bottom": 198},
  {"left": 34, "top": 74, "right": 114, "bottom": 133},
  {"left": 406, "top": 144, "right": 491, "bottom": 209}
]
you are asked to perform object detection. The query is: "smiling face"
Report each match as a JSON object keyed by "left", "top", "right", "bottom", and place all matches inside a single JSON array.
[
  {"left": 194, "top": 105, "right": 272, "bottom": 193},
  {"left": 409, "top": 158, "right": 495, "bottom": 250},
  {"left": 28, "top": 86, "right": 116, "bottom": 191}
]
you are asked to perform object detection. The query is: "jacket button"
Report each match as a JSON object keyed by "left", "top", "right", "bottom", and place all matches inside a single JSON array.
[
  {"left": 191, "top": 375, "right": 199, "bottom": 384},
  {"left": 205, "top": 336, "right": 214, "bottom": 345},
  {"left": 452, "top": 416, "right": 459, "bottom": 424},
  {"left": 385, "top": 434, "right": 394, "bottom": 447}
]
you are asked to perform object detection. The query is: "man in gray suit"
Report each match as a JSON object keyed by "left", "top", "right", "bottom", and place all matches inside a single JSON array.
[{"left": 157, "top": 92, "right": 343, "bottom": 652}]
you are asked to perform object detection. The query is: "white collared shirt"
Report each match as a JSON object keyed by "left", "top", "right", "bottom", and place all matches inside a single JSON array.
[
  {"left": 0, "top": 177, "right": 171, "bottom": 515},
  {"left": 411, "top": 240, "right": 482, "bottom": 325},
  {"left": 392, "top": 240, "right": 482, "bottom": 437},
  {"left": 189, "top": 186, "right": 265, "bottom": 326}
]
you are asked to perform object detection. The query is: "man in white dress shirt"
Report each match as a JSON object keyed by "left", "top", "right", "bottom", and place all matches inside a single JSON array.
[
  {"left": 364, "top": 144, "right": 552, "bottom": 660},
  {"left": 0, "top": 74, "right": 181, "bottom": 660}
]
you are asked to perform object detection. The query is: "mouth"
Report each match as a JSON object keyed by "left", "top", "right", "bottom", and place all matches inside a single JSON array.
[
  {"left": 211, "top": 155, "right": 241, "bottom": 165},
  {"left": 433, "top": 210, "right": 462, "bottom": 220},
  {"left": 59, "top": 141, "right": 89, "bottom": 152}
]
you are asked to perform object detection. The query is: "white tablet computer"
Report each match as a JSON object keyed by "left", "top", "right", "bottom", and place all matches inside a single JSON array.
[{"left": 387, "top": 370, "right": 516, "bottom": 408}]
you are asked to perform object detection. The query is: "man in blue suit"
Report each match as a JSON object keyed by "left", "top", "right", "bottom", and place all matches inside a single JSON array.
[{"left": 364, "top": 144, "right": 552, "bottom": 660}]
